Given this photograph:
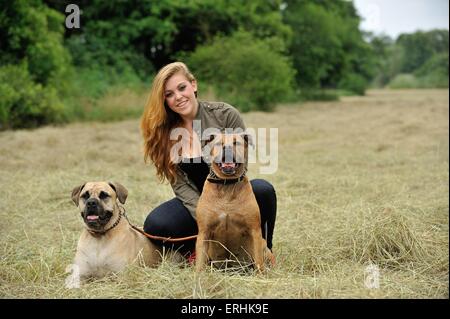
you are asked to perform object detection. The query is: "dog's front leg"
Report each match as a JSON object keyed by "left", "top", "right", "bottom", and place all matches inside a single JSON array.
[
  {"left": 65, "top": 262, "right": 88, "bottom": 289},
  {"left": 250, "top": 230, "right": 265, "bottom": 273},
  {"left": 195, "top": 232, "right": 209, "bottom": 272}
]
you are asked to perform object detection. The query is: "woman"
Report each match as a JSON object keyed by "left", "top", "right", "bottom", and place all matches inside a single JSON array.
[{"left": 140, "top": 62, "right": 277, "bottom": 259}]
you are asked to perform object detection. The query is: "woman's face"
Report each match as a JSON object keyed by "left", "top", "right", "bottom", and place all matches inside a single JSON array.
[{"left": 164, "top": 72, "right": 198, "bottom": 119}]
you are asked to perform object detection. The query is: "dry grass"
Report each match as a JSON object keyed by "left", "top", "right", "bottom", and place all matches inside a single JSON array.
[{"left": 0, "top": 89, "right": 448, "bottom": 298}]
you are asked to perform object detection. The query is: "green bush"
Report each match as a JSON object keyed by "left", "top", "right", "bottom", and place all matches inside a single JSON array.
[
  {"left": 0, "top": 0, "right": 73, "bottom": 129},
  {"left": 388, "top": 74, "right": 421, "bottom": 89},
  {"left": 388, "top": 51, "right": 449, "bottom": 89},
  {"left": 60, "top": 65, "right": 150, "bottom": 123},
  {"left": 0, "top": 64, "right": 65, "bottom": 130},
  {"left": 65, "top": 35, "right": 154, "bottom": 83},
  {"left": 414, "top": 53, "right": 449, "bottom": 88},
  {"left": 371, "top": 30, "right": 448, "bottom": 89},
  {"left": 0, "top": 1, "right": 73, "bottom": 93},
  {"left": 185, "top": 30, "right": 295, "bottom": 112},
  {"left": 338, "top": 73, "right": 367, "bottom": 95},
  {"left": 68, "top": 65, "right": 145, "bottom": 99},
  {"left": 297, "top": 89, "right": 339, "bottom": 101}
]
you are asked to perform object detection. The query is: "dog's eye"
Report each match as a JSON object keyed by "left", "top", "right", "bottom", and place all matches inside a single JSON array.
[
  {"left": 81, "top": 192, "right": 90, "bottom": 200},
  {"left": 99, "top": 191, "right": 110, "bottom": 200}
]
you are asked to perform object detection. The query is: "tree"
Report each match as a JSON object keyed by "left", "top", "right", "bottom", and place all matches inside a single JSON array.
[
  {"left": 44, "top": 0, "right": 291, "bottom": 72},
  {"left": 370, "top": 29, "right": 449, "bottom": 88},
  {"left": 0, "top": 0, "right": 72, "bottom": 90},
  {"left": 397, "top": 29, "right": 449, "bottom": 73},
  {"left": 186, "top": 30, "right": 295, "bottom": 112},
  {"left": 0, "top": 0, "right": 71, "bottom": 129},
  {"left": 282, "top": 0, "right": 375, "bottom": 94}
]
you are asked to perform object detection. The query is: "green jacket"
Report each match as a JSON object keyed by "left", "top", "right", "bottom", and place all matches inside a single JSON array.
[{"left": 171, "top": 100, "right": 246, "bottom": 219}]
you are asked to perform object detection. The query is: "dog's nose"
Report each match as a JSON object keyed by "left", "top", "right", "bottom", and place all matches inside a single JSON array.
[
  {"left": 223, "top": 145, "right": 234, "bottom": 161},
  {"left": 86, "top": 198, "right": 98, "bottom": 208}
]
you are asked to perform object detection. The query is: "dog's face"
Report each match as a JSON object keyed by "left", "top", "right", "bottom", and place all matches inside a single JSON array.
[
  {"left": 209, "top": 133, "right": 249, "bottom": 179},
  {"left": 71, "top": 182, "right": 128, "bottom": 231}
]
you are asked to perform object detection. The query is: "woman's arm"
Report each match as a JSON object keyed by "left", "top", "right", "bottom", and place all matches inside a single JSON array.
[{"left": 171, "top": 169, "right": 200, "bottom": 219}]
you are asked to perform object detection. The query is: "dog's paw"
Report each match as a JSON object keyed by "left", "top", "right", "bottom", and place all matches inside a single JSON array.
[
  {"left": 65, "top": 264, "right": 81, "bottom": 289},
  {"left": 65, "top": 274, "right": 80, "bottom": 289},
  {"left": 264, "top": 249, "right": 276, "bottom": 268}
]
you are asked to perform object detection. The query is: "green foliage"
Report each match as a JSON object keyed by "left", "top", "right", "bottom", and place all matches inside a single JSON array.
[
  {"left": 414, "top": 52, "right": 449, "bottom": 88},
  {"left": 46, "top": 0, "right": 290, "bottom": 72},
  {"left": 388, "top": 74, "right": 420, "bottom": 89},
  {"left": 338, "top": 73, "right": 367, "bottom": 96},
  {"left": 0, "top": 0, "right": 72, "bottom": 129},
  {"left": 298, "top": 90, "right": 339, "bottom": 101},
  {"left": 371, "top": 30, "right": 449, "bottom": 89},
  {"left": 0, "top": 64, "right": 65, "bottom": 129},
  {"left": 185, "top": 30, "right": 295, "bottom": 112},
  {"left": 62, "top": 66, "right": 149, "bottom": 123},
  {"left": 369, "top": 35, "right": 403, "bottom": 87},
  {"left": 282, "top": 0, "right": 375, "bottom": 93},
  {"left": 69, "top": 66, "right": 145, "bottom": 99},
  {"left": 0, "top": 0, "right": 72, "bottom": 92},
  {"left": 6, "top": 0, "right": 447, "bottom": 129},
  {"left": 397, "top": 30, "right": 448, "bottom": 73}
]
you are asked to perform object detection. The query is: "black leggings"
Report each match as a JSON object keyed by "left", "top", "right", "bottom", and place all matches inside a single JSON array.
[{"left": 143, "top": 179, "right": 277, "bottom": 255}]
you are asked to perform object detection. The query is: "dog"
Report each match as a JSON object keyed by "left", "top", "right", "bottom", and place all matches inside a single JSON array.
[
  {"left": 66, "top": 181, "right": 162, "bottom": 287},
  {"left": 195, "top": 133, "right": 274, "bottom": 272}
]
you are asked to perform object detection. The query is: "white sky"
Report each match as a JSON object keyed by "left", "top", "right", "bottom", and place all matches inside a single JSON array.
[{"left": 353, "top": 0, "right": 449, "bottom": 39}]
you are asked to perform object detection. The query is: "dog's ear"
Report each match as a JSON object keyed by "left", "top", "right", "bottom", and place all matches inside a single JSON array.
[
  {"left": 205, "top": 132, "right": 221, "bottom": 145},
  {"left": 240, "top": 132, "right": 254, "bottom": 148},
  {"left": 108, "top": 182, "right": 128, "bottom": 204},
  {"left": 71, "top": 183, "right": 86, "bottom": 206}
]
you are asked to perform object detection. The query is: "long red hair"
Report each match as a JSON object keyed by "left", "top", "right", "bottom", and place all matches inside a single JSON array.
[{"left": 140, "top": 62, "right": 196, "bottom": 184}]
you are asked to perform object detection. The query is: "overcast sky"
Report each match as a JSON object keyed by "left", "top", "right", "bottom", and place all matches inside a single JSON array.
[{"left": 353, "top": 0, "right": 449, "bottom": 39}]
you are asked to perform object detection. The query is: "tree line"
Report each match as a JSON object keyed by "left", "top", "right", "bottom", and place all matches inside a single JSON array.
[{"left": 0, "top": 0, "right": 448, "bottom": 129}]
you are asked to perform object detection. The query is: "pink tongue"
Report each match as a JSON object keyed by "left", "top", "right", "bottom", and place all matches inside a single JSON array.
[
  {"left": 87, "top": 215, "right": 99, "bottom": 221},
  {"left": 222, "top": 163, "right": 236, "bottom": 169}
]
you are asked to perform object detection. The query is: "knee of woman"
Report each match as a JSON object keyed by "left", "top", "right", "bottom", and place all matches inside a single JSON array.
[
  {"left": 251, "top": 179, "right": 276, "bottom": 195},
  {"left": 143, "top": 211, "right": 169, "bottom": 235}
]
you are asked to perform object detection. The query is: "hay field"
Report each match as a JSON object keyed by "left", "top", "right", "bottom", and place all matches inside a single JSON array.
[{"left": 0, "top": 89, "right": 448, "bottom": 298}]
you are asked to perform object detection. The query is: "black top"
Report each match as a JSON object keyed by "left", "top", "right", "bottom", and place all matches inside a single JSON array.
[{"left": 179, "top": 157, "right": 210, "bottom": 193}]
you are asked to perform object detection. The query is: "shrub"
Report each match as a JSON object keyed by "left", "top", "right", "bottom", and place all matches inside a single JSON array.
[
  {"left": 298, "top": 89, "right": 339, "bottom": 101},
  {"left": 338, "top": 73, "right": 367, "bottom": 95},
  {"left": 185, "top": 30, "right": 295, "bottom": 112},
  {"left": 388, "top": 58, "right": 449, "bottom": 89},
  {"left": 0, "top": 1, "right": 73, "bottom": 93},
  {"left": 0, "top": 64, "right": 65, "bottom": 130},
  {"left": 388, "top": 74, "right": 420, "bottom": 89},
  {"left": 414, "top": 53, "right": 449, "bottom": 88}
]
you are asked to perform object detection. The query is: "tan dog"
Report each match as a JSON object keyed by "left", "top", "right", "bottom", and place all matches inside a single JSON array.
[
  {"left": 195, "top": 133, "right": 274, "bottom": 272},
  {"left": 66, "top": 181, "right": 161, "bottom": 287}
]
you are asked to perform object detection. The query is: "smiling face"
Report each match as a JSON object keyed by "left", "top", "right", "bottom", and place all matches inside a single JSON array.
[
  {"left": 164, "top": 72, "right": 198, "bottom": 120},
  {"left": 210, "top": 133, "right": 249, "bottom": 179}
]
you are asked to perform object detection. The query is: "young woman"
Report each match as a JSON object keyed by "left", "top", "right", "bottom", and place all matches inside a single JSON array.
[{"left": 140, "top": 62, "right": 277, "bottom": 258}]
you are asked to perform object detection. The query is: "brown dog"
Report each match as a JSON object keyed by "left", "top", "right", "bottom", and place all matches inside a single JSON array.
[
  {"left": 195, "top": 133, "right": 274, "bottom": 272},
  {"left": 66, "top": 181, "right": 162, "bottom": 287}
]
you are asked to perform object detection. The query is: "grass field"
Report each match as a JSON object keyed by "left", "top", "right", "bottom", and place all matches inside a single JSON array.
[{"left": 0, "top": 89, "right": 448, "bottom": 298}]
